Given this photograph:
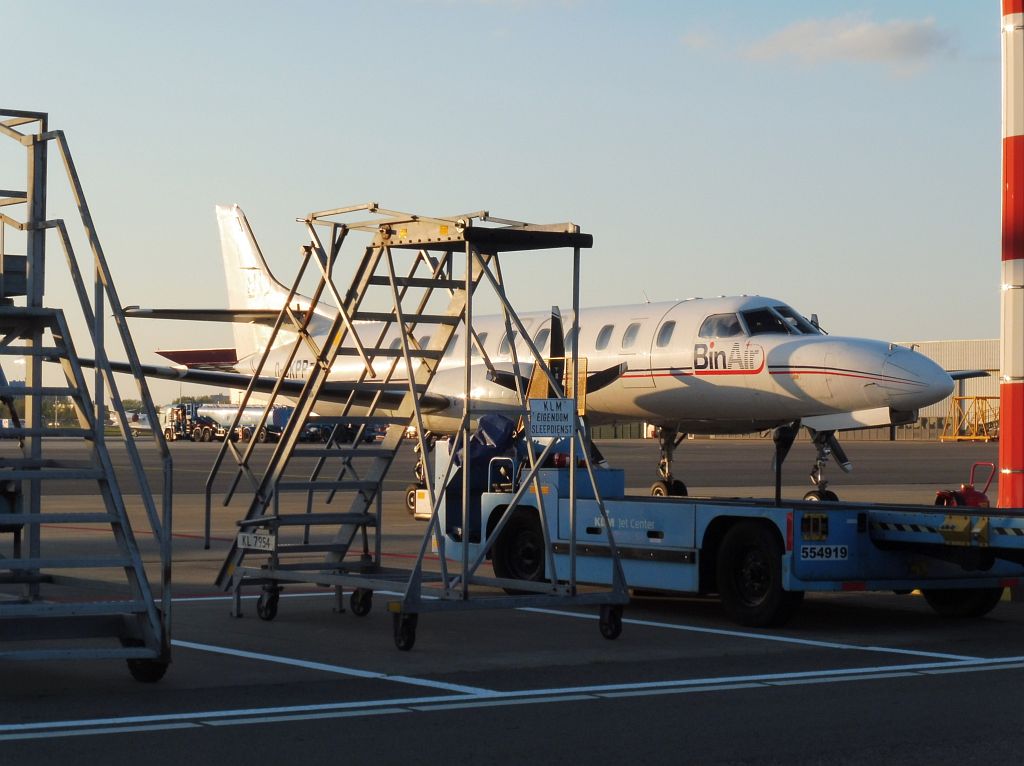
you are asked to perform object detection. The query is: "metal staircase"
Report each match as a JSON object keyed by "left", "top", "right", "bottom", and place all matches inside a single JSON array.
[
  {"left": 0, "top": 110, "right": 171, "bottom": 680},
  {"left": 208, "top": 205, "right": 487, "bottom": 613}
]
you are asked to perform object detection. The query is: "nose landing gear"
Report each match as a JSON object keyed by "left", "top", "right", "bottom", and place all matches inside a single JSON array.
[
  {"left": 650, "top": 426, "right": 688, "bottom": 497},
  {"left": 803, "top": 429, "right": 851, "bottom": 502}
]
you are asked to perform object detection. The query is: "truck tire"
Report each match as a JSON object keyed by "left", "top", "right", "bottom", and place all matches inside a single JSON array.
[
  {"left": 257, "top": 428, "right": 268, "bottom": 443},
  {"left": 491, "top": 509, "right": 547, "bottom": 593},
  {"left": 922, "top": 587, "right": 1004, "bottom": 618},
  {"left": 164, "top": 427, "right": 174, "bottom": 441},
  {"left": 192, "top": 426, "right": 204, "bottom": 442},
  {"left": 202, "top": 427, "right": 213, "bottom": 442},
  {"left": 716, "top": 520, "right": 803, "bottom": 627}
]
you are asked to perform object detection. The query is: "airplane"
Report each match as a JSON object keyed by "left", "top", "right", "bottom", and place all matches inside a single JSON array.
[{"left": 120, "top": 204, "right": 958, "bottom": 503}]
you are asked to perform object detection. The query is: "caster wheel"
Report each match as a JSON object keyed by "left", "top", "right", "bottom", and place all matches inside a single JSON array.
[
  {"left": 350, "top": 588, "right": 373, "bottom": 617},
  {"left": 599, "top": 604, "right": 623, "bottom": 640},
  {"left": 256, "top": 588, "right": 280, "bottom": 621},
  {"left": 393, "top": 612, "right": 418, "bottom": 651},
  {"left": 127, "top": 658, "right": 169, "bottom": 683},
  {"left": 121, "top": 638, "right": 169, "bottom": 683}
]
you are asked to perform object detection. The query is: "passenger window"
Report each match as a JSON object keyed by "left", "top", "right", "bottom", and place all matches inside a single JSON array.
[
  {"left": 621, "top": 322, "right": 641, "bottom": 349},
  {"left": 388, "top": 337, "right": 402, "bottom": 350},
  {"left": 698, "top": 313, "right": 743, "bottom": 338},
  {"left": 534, "top": 328, "right": 550, "bottom": 352},
  {"left": 656, "top": 321, "right": 676, "bottom": 348},
  {"left": 499, "top": 331, "right": 517, "bottom": 356},
  {"left": 563, "top": 327, "right": 578, "bottom": 355},
  {"left": 741, "top": 308, "right": 791, "bottom": 335},
  {"left": 418, "top": 335, "right": 430, "bottom": 348},
  {"left": 595, "top": 324, "right": 614, "bottom": 351},
  {"left": 445, "top": 334, "right": 460, "bottom": 356},
  {"left": 472, "top": 331, "right": 488, "bottom": 356}
]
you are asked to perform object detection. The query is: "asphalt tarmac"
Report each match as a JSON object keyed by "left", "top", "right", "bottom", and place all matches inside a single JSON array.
[{"left": 1, "top": 438, "right": 1021, "bottom": 765}]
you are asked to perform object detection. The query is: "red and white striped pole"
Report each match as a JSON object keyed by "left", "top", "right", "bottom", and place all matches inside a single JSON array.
[{"left": 1000, "top": 0, "right": 1024, "bottom": 507}]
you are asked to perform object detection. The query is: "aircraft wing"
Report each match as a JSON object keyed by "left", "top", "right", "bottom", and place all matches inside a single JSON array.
[
  {"left": 89, "top": 359, "right": 451, "bottom": 412},
  {"left": 949, "top": 370, "right": 989, "bottom": 381},
  {"left": 801, "top": 406, "right": 917, "bottom": 432}
]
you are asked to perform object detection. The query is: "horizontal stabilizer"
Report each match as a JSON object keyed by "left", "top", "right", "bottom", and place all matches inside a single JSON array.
[
  {"left": 78, "top": 359, "right": 451, "bottom": 413},
  {"left": 123, "top": 307, "right": 284, "bottom": 326},
  {"left": 156, "top": 348, "right": 238, "bottom": 370}
]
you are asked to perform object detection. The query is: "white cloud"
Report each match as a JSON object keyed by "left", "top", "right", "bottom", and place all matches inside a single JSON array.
[{"left": 744, "top": 15, "right": 955, "bottom": 74}]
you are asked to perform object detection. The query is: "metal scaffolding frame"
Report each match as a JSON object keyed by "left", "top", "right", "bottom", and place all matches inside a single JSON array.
[
  {"left": 209, "top": 203, "right": 628, "bottom": 649},
  {"left": 0, "top": 109, "right": 171, "bottom": 680}
]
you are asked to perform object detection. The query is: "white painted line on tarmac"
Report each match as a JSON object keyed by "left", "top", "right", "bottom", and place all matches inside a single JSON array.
[
  {"left": 173, "top": 591, "right": 980, "bottom": 662},
  {"left": 172, "top": 639, "right": 495, "bottom": 696},
  {"left": 0, "top": 723, "right": 199, "bottom": 741},
  {"left": 411, "top": 694, "right": 595, "bottom": 712},
  {"left": 518, "top": 607, "right": 981, "bottom": 661},
  {"left": 201, "top": 708, "right": 409, "bottom": 726},
  {"left": 4, "top": 657, "right": 1022, "bottom": 741}
]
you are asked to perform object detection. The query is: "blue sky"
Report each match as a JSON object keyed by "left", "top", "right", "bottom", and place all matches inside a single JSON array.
[{"left": 0, "top": 1, "right": 1004, "bottom": 401}]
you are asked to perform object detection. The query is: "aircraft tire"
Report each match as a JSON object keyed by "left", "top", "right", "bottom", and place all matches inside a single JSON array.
[
  {"left": 922, "top": 587, "right": 1004, "bottom": 618},
  {"left": 650, "top": 481, "right": 670, "bottom": 497},
  {"left": 716, "top": 520, "right": 803, "bottom": 627},
  {"left": 670, "top": 480, "right": 688, "bottom": 497},
  {"left": 803, "top": 490, "right": 838, "bottom": 502}
]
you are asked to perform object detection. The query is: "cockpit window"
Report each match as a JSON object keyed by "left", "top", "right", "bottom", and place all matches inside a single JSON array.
[
  {"left": 595, "top": 324, "right": 614, "bottom": 351},
  {"left": 698, "top": 313, "right": 744, "bottom": 338},
  {"left": 773, "top": 305, "right": 820, "bottom": 335},
  {"left": 471, "top": 331, "right": 488, "bottom": 356},
  {"left": 741, "top": 308, "right": 791, "bottom": 335},
  {"left": 534, "top": 328, "right": 550, "bottom": 352}
]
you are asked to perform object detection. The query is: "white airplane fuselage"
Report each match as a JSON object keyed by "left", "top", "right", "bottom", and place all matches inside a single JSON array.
[{"left": 243, "top": 295, "right": 952, "bottom": 435}]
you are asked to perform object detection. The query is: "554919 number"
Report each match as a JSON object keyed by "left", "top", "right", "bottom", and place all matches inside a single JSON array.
[{"left": 799, "top": 544, "right": 848, "bottom": 561}]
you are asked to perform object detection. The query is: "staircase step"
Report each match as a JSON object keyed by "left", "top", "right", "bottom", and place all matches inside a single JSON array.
[
  {"left": 238, "top": 512, "right": 376, "bottom": 528},
  {"left": 274, "top": 480, "right": 381, "bottom": 493},
  {"left": 367, "top": 276, "right": 463, "bottom": 289},
  {"left": 0, "top": 599, "right": 150, "bottom": 617}
]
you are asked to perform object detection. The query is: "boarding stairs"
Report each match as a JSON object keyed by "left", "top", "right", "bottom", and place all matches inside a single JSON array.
[
  {"left": 0, "top": 109, "right": 171, "bottom": 680},
  {"left": 209, "top": 206, "right": 488, "bottom": 613}
]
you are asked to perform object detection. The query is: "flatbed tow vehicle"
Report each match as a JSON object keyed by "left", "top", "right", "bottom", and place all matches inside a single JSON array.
[{"left": 427, "top": 442, "right": 1024, "bottom": 626}]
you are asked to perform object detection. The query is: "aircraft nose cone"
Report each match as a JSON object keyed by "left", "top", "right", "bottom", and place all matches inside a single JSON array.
[{"left": 882, "top": 347, "right": 954, "bottom": 410}]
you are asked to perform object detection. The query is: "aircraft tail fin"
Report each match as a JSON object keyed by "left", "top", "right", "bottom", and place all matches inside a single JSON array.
[{"left": 216, "top": 204, "right": 292, "bottom": 364}]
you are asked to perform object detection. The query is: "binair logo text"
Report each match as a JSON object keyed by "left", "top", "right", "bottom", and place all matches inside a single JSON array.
[{"left": 693, "top": 342, "right": 765, "bottom": 375}]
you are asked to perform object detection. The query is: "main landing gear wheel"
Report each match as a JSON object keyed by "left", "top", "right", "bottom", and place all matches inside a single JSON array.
[
  {"left": 599, "top": 604, "right": 624, "bottom": 640},
  {"left": 650, "top": 479, "right": 688, "bottom": 497},
  {"left": 350, "top": 588, "right": 373, "bottom": 617},
  {"left": 716, "top": 521, "right": 803, "bottom": 627},
  {"left": 803, "top": 490, "right": 838, "bottom": 502},
  {"left": 491, "top": 509, "right": 547, "bottom": 593},
  {"left": 922, "top": 587, "right": 1004, "bottom": 618},
  {"left": 393, "top": 612, "right": 418, "bottom": 651},
  {"left": 404, "top": 484, "right": 420, "bottom": 516},
  {"left": 256, "top": 587, "right": 281, "bottom": 621}
]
